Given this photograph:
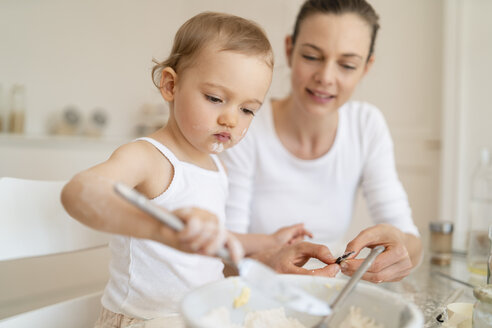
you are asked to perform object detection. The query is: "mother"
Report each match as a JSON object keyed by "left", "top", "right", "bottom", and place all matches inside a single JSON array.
[{"left": 222, "top": 0, "right": 422, "bottom": 283}]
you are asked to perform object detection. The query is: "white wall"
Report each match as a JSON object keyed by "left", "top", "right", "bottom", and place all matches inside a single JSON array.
[
  {"left": 350, "top": 0, "right": 443, "bottom": 234},
  {"left": 440, "top": 0, "right": 492, "bottom": 250},
  {"left": 0, "top": 0, "right": 304, "bottom": 137}
]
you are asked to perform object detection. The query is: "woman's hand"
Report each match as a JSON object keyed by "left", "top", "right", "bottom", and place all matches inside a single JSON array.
[
  {"left": 172, "top": 207, "right": 244, "bottom": 263},
  {"left": 272, "top": 223, "right": 313, "bottom": 246},
  {"left": 251, "top": 241, "right": 340, "bottom": 277},
  {"left": 339, "top": 224, "right": 421, "bottom": 283}
]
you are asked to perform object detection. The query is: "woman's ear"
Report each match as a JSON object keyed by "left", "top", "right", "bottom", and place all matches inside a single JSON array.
[
  {"left": 160, "top": 67, "right": 178, "bottom": 101},
  {"left": 285, "top": 35, "right": 294, "bottom": 67},
  {"left": 363, "top": 55, "right": 375, "bottom": 76}
]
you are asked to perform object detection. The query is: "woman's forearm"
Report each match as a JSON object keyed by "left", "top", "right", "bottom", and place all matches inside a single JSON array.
[{"left": 231, "top": 232, "right": 276, "bottom": 256}]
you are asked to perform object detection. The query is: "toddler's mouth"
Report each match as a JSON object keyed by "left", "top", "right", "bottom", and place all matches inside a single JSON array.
[{"left": 214, "top": 132, "right": 231, "bottom": 143}]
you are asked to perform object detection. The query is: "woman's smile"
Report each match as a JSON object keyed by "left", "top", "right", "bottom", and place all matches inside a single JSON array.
[{"left": 306, "top": 88, "right": 336, "bottom": 104}]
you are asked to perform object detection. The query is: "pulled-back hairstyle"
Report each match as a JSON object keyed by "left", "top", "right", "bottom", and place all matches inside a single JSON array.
[
  {"left": 152, "top": 11, "right": 274, "bottom": 88},
  {"left": 292, "top": 0, "right": 380, "bottom": 60}
]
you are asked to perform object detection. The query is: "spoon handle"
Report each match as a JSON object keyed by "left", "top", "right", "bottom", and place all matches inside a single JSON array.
[
  {"left": 114, "top": 182, "right": 235, "bottom": 262},
  {"left": 318, "top": 245, "right": 385, "bottom": 328},
  {"left": 331, "top": 245, "right": 385, "bottom": 310}
]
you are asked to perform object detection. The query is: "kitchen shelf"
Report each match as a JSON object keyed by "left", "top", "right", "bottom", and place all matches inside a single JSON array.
[{"left": 0, "top": 133, "right": 129, "bottom": 150}]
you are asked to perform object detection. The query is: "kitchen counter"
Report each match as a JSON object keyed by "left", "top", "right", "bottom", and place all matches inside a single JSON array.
[
  {"left": 380, "top": 252, "right": 485, "bottom": 327},
  {"left": 303, "top": 248, "right": 486, "bottom": 327}
]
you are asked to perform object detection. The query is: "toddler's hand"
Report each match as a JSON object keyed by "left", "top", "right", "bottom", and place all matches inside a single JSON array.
[
  {"left": 172, "top": 208, "right": 244, "bottom": 262},
  {"left": 272, "top": 223, "right": 313, "bottom": 246},
  {"left": 173, "top": 207, "right": 224, "bottom": 255}
]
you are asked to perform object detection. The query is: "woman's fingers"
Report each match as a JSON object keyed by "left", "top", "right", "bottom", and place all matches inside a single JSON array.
[
  {"left": 340, "top": 247, "right": 413, "bottom": 282},
  {"left": 283, "top": 262, "right": 340, "bottom": 277},
  {"left": 274, "top": 223, "right": 313, "bottom": 245},
  {"left": 344, "top": 224, "right": 405, "bottom": 256},
  {"left": 339, "top": 224, "right": 414, "bottom": 282},
  {"left": 342, "top": 245, "right": 409, "bottom": 272}
]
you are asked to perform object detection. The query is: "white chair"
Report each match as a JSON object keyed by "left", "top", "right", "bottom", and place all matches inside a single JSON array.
[{"left": 0, "top": 177, "right": 110, "bottom": 328}]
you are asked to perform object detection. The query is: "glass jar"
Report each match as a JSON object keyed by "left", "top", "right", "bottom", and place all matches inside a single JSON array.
[
  {"left": 472, "top": 284, "right": 492, "bottom": 327},
  {"left": 429, "top": 221, "right": 453, "bottom": 266},
  {"left": 488, "top": 225, "right": 492, "bottom": 284},
  {"left": 0, "top": 83, "right": 4, "bottom": 132},
  {"left": 8, "top": 84, "right": 26, "bottom": 134},
  {"left": 468, "top": 148, "right": 492, "bottom": 276}
]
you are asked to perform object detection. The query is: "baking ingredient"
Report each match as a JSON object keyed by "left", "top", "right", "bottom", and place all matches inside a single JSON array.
[
  {"left": 234, "top": 287, "right": 251, "bottom": 308},
  {"left": 201, "top": 306, "right": 385, "bottom": 328},
  {"left": 201, "top": 307, "right": 242, "bottom": 328},
  {"left": 442, "top": 302, "right": 473, "bottom": 328},
  {"left": 338, "top": 306, "right": 384, "bottom": 328},
  {"left": 201, "top": 307, "right": 305, "bottom": 328},
  {"left": 429, "top": 221, "right": 453, "bottom": 266}
]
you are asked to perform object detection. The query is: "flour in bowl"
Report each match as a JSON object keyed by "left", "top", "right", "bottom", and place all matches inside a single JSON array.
[
  {"left": 338, "top": 306, "right": 384, "bottom": 328},
  {"left": 201, "top": 306, "right": 384, "bottom": 328},
  {"left": 201, "top": 307, "right": 305, "bottom": 328}
]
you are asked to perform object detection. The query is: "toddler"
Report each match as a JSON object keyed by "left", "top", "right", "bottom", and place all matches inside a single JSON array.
[{"left": 61, "top": 11, "right": 274, "bottom": 327}]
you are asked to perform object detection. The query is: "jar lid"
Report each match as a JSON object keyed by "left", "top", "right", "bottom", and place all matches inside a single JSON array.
[
  {"left": 473, "top": 285, "right": 492, "bottom": 303},
  {"left": 429, "top": 221, "right": 454, "bottom": 233}
]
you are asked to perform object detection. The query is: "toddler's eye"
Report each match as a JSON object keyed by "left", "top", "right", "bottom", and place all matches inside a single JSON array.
[
  {"left": 241, "top": 108, "right": 255, "bottom": 116},
  {"left": 205, "top": 95, "right": 223, "bottom": 103}
]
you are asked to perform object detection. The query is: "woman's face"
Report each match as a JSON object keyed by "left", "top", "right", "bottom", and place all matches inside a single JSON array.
[{"left": 287, "top": 13, "right": 374, "bottom": 115}]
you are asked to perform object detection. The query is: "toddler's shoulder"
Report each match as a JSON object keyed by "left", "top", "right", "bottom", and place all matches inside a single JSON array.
[
  {"left": 113, "top": 139, "right": 158, "bottom": 158},
  {"left": 110, "top": 139, "right": 173, "bottom": 172}
]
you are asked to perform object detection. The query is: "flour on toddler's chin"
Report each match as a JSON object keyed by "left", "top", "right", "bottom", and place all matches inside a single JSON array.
[
  {"left": 201, "top": 307, "right": 306, "bottom": 328},
  {"left": 210, "top": 142, "right": 225, "bottom": 153}
]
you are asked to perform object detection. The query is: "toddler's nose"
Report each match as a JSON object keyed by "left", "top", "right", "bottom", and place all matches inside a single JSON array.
[{"left": 218, "top": 107, "right": 238, "bottom": 128}]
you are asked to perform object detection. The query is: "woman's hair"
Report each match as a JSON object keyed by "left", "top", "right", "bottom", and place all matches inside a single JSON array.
[
  {"left": 152, "top": 12, "right": 274, "bottom": 88},
  {"left": 292, "top": 0, "right": 380, "bottom": 60}
]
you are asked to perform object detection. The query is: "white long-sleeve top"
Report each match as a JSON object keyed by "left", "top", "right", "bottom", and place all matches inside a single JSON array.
[{"left": 220, "top": 100, "right": 419, "bottom": 243}]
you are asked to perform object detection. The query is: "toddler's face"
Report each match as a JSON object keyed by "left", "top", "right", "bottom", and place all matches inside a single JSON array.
[{"left": 172, "top": 46, "right": 272, "bottom": 154}]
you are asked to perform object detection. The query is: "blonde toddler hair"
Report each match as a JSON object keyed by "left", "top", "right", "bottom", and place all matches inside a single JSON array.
[{"left": 152, "top": 11, "right": 274, "bottom": 88}]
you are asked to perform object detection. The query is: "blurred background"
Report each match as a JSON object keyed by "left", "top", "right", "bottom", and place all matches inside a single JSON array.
[{"left": 0, "top": 0, "right": 491, "bottom": 319}]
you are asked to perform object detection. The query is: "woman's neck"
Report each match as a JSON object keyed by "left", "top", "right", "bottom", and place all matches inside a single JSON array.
[{"left": 272, "top": 96, "right": 339, "bottom": 160}]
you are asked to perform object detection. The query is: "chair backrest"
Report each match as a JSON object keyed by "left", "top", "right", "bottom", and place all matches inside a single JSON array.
[
  {"left": 0, "top": 177, "right": 109, "bottom": 261},
  {"left": 0, "top": 177, "right": 110, "bottom": 327},
  {"left": 0, "top": 292, "right": 104, "bottom": 328}
]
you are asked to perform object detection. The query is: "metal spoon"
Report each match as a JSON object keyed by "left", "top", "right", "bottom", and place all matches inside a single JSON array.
[
  {"left": 113, "top": 182, "right": 332, "bottom": 317},
  {"left": 315, "top": 245, "right": 386, "bottom": 328}
]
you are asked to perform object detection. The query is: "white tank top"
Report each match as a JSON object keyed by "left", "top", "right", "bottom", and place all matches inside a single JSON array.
[{"left": 101, "top": 137, "right": 228, "bottom": 319}]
